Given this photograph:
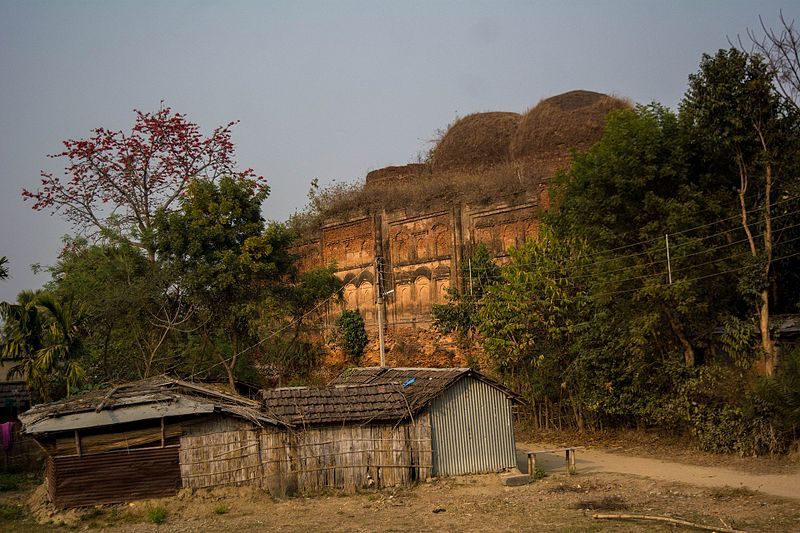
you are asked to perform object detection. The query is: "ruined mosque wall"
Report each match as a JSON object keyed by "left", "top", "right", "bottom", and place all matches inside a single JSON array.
[{"left": 294, "top": 186, "right": 548, "bottom": 332}]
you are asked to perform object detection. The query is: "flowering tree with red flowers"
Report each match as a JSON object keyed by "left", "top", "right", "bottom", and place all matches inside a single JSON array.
[{"left": 23, "top": 105, "right": 266, "bottom": 257}]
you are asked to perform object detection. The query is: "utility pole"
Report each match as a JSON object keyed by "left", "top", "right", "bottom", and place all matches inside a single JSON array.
[
  {"left": 375, "top": 257, "right": 392, "bottom": 367},
  {"left": 468, "top": 258, "right": 473, "bottom": 295}
]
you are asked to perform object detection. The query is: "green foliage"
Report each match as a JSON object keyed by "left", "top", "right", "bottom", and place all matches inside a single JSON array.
[
  {"left": 0, "top": 503, "right": 25, "bottom": 521},
  {"left": 432, "top": 244, "right": 499, "bottom": 341},
  {"left": 146, "top": 505, "right": 167, "bottom": 524},
  {"left": 213, "top": 504, "right": 229, "bottom": 515},
  {"left": 152, "top": 176, "right": 292, "bottom": 388},
  {"left": 1, "top": 291, "right": 86, "bottom": 400},
  {"left": 333, "top": 310, "right": 368, "bottom": 364}
]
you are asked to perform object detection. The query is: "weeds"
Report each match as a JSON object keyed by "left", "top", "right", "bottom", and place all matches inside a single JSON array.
[
  {"left": 0, "top": 473, "right": 22, "bottom": 492},
  {"left": 147, "top": 505, "right": 167, "bottom": 524},
  {"left": 213, "top": 504, "right": 229, "bottom": 515},
  {"left": 0, "top": 503, "right": 25, "bottom": 521}
]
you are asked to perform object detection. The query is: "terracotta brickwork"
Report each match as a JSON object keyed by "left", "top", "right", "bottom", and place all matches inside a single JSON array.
[{"left": 293, "top": 188, "right": 546, "bottom": 332}]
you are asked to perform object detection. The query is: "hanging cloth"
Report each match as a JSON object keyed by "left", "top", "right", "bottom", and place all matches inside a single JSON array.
[{"left": 0, "top": 422, "right": 14, "bottom": 452}]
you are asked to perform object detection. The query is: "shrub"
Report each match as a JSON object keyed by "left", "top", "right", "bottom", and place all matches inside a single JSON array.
[
  {"left": 147, "top": 505, "right": 167, "bottom": 525},
  {"left": 213, "top": 504, "right": 228, "bottom": 515},
  {"left": 333, "top": 310, "right": 368, "bottom": 364}
]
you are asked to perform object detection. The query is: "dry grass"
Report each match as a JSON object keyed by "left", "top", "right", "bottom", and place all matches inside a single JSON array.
[
  {"left": 290, "top": 161, "right": 548, "bottom": 238},
  {"left": 431, "top": 112, "right": 521, "bottom": 172},
  {"left": 510, "top": 89, "right": 630, "bottom": 162}
]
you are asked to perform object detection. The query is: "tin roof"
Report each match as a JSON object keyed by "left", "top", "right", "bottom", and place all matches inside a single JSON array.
[{"left": 20, "top": 376, "right": 280, "bottom": 434}]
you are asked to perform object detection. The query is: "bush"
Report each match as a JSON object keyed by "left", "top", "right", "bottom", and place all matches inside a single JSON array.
[
  {"left": 213, "top": 504, "right": 228, "bottom": 515},
  {"left": 333, "top": 310, "right": 368, "bottom": 364},
  {"left": 147, "top": 505, "right": 167, "bottom": 524}
]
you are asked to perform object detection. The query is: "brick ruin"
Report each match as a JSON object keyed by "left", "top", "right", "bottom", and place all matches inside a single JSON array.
[{"left": 293, "top": 90, "right": 629, "bottom": 366}]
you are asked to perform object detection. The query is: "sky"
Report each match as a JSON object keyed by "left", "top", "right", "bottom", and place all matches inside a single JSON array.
[{"left": 1, "top": 0, "right": 798, "bottom": 302}]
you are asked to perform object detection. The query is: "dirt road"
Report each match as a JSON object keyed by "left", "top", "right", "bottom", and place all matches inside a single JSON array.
[{"left": 517, "top": 443, "right": 800, "bottom": 500}]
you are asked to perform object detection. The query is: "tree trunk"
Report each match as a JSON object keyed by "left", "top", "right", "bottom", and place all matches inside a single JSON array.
[{"left": 664, "top": 307, "right": 695, "bottom": 368}]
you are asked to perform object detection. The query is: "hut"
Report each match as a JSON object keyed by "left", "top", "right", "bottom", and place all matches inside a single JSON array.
[
  {"left": 328, "top": 367, "right": 520, "bottom": 476},
  {"left": 21, "top": 368, "right": 520, "bottom": 508},
  {"left": 19, "top": 377, "right": 279, "bottom": 508}
]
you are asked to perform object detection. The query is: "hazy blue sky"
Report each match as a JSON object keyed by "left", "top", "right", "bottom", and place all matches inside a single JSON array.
[{"left": 1, "top": 0, "right": 798, "bottom": 302}]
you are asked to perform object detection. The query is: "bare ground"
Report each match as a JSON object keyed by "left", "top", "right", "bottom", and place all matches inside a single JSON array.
[{"left": 2, "top": 440, "right": 800, "bottom": 532}]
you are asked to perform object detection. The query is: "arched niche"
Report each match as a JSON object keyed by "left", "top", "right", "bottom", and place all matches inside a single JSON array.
[
  {"left": 433, "top": 225, "right": 450, "bottom": 257},
  {"left": 415, "top": 276, "right": 431, "bottom": 313},
  {"left": 397, "top": 284, "right": 412, "bottom": 317},
  {"left": 415, "top": 234, "right": 429, "bottom": 261},
  {"left": 394, "top": 232, "right": 410, "bottom": 263},
  {"left": 359, "top": 281, "right": 374, "bottom": 321},
  {"left": 436, "top": 278, "right": 450, "bottom": 304},
  {"left": 343, "top": 283, "right": 358, "bottom": 310},
  {"left": 501, "top": 224, "right": 518, "bottom": 252}
]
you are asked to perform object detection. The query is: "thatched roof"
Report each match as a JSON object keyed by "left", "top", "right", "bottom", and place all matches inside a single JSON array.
[
  {"left": 431, "top": 112, "right": 521, "bottom": 172},
  {"left": 509, "top": 90, "right": 630, "bottom": 164},
  {"left": 20, "top": 377, "right": 279, "bottom": 434}
]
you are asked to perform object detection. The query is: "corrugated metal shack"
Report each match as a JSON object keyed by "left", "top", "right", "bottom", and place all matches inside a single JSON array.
[
  {"left": 329, "top": 367, "right": 519, "bottom": 476},
  {"left": 20, "top": 368, "right": 520, "bottom": 508}
]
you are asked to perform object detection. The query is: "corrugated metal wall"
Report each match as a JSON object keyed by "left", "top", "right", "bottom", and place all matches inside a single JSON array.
[
  {"left": 429, "top": 377, "right": 515, "bottom": 476},
  {"left": 48, "top": 446, "right": 181, "bottom": 507}
]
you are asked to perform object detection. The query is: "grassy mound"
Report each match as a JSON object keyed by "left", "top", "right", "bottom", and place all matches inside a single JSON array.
[
  {"left": 431, "top": 112, "right": 521, "bottom": 172},
  {"left": 510, "top": 90, "right": 630, "bottom": 164}
]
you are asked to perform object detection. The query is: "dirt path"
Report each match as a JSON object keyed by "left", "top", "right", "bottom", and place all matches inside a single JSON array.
[{"left": 518, "top": 443, "right": 800, "bottom": 500}]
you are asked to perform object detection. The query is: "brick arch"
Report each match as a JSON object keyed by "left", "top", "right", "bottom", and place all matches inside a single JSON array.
[
  {"left": 394, "top": 231, "right": 410, "bottom": 263},
  {"left": 432, "top": 224, "right": 450, "bottom": 257},
  {"left": 415, "top": 276, "right": 431, "bottom": 313},
  {"left": 343, "top": 283, "right": 358, "bottom": 310}
]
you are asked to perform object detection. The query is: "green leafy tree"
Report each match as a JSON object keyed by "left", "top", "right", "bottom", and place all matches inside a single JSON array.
[
  {"left": 681, "top": 48, "right": 800, "bottom": 375},
  {"left": 432, "top": 244, "right": 500, "bottom": 341},
  {"left": 47, "top": 238, "right": 188, "bottom": 381},
  {"left": 0, "top": 256, "right": 8, "bottom": 280},
  {"left": 478, "top": 231, "right": 591, "bottom": 429},
  {"left": 152, "top": 176, "right": 292, "bottom": 390},
  {"left": 1, "top": 291, "right": 86, "bottom": 400},
  {"left": 551, "top": 104, "right": 733, "bottom": 369},
  {"left": 333, "top": 310, "right": 368, "bottom": 364}
]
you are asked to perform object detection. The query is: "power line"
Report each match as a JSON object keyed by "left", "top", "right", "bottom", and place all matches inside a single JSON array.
[{"left": 189, "top": 264, "right": 372, "bottom": 380}]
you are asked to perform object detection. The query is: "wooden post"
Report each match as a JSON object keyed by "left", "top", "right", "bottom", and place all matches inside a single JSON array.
[
  {"left": 569, "top": 449, "right": 576, "bottom": 473},
  {"left": 160, "top": 418, "right": 165, "bottom": 448},
  {"left": 74, "top": 430, "right": 82, "bottom": 457},
  {"left": 565, "top": 449, "right": 571, "bottom": 473},
  {"left": 527, "top": 453, "right": 536, "bottom": 479}
]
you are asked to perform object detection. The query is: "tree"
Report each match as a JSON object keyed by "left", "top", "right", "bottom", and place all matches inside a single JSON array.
[
  {"left": 23, "top": 105, "right": 264, "bottom": 257},
  {"left": 682, "top": 49, "right": 799, "bottom": 375},
  {"left": 432, "top": 244, "right": 500, "bottom": 342},
  {"left": 152, "top": 176, "right": 291, "bottom": 390},
  {"left": 1, "top": 291, "right": 86, "bottom": 400},
  {"left": 48, "top": 238, "right": 190, "bottom": 381},
  {"left": 746, "top": 11, "right": 800, "bottom": 110},
  {"left": 551, "top": 104, "right": 734, "bottom": 369},
  {"left": 0, "top": 256, "right": 8, "bottom": 280},
  {"left": 478, "top": 232, "right": 591, "bottom": 429}
]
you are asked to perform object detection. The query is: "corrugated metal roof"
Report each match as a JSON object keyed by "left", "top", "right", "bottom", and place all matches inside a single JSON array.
[{"left": 20, "top": 376, "right": 281, "bottom": 435}]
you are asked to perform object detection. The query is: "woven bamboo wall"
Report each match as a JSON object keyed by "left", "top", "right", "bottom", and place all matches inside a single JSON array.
[{"left": 178, "top": 413, "right": 432, "bottom": 496}]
